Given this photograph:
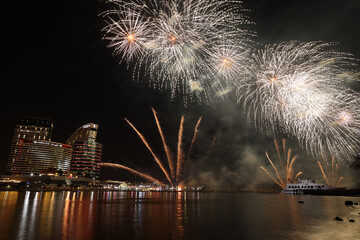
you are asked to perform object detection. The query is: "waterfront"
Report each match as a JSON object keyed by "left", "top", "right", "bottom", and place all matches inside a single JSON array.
[{"left": 0, "top": 191, "right": 359, "bottom": 240}]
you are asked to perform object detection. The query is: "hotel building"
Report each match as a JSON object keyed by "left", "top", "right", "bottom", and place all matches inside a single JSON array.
[
  {"left": 6, "top": 117, "right": 54, "bottom": 174},
  {"left": 66, "top": 123, "right": 102, "bottom": 179},
  {"left": 10, "top": 139, "right": 72, "bottom": 175}
]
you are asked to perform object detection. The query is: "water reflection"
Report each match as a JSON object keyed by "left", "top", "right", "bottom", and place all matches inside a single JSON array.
[
  {"left": 18, "top": 191, "right": 30, "bottom": 240},
  {"left": 0, "top": 191, "right": 359, "bottom": 240}
]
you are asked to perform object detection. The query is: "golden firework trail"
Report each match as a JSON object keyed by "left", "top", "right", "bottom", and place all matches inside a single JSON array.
[
  {"left": 184, "top": 117, "right": 203, "bottom": 174},
  {"left": 152, "top": 108, "right": 175, "bottom": 179},
  {"left": 124, "top": 118, "right": 174, "bottom": 186},
  {"left": 99, "top": 162, "right": 164, "bottom": 185},
  {"left": 317, "top": 156, "right": 344, "bottom": 187},
  {"left": 260, "top": 139, "right": 303, "bottom": 190},
  {"left": 103, "top": 109, "right": 203, "bottom": 186},
  {"left": 176, "top": 116, "right": 185, "bottom": 181}
]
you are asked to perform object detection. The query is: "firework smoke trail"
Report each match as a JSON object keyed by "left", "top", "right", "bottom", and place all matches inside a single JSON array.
[
  {"left": 261, "top": 139, "right": 302, "bottom": 189},
  {"left": 124, "top": 118, "right": 174, "bottom": 185},
  {"left": 99, "top": 162, "right": 164, "bottom": 185},
  {"left": 102, "top": 0, "right": 255, "bottom": 103},
  {"left": 238, "top": 41, "right": 360, "bottom": 164},
  {"left": 152, "top": 108, "right": 175, "bottom": 179},
  {"left": 176, "top": 116, "right": 185, "bottom": 181}
]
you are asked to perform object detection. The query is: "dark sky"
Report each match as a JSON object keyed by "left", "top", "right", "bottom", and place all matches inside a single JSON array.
[{"left": 1, "top": 0, "right": 359, "bottom": 184}]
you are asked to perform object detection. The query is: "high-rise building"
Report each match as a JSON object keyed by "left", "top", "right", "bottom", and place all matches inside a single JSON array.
[
  {"left": 66, "top": 123, "right": 102, "bottom": 179},
  {"left": 6, "top": 117, "right": 53, "bottom": 173},
  {"left": 11, "top": 139, "right": 72, "bottom": 175}
]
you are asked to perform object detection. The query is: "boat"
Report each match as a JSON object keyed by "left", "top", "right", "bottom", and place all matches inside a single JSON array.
[{"left": 282, "top": 178, "right": 346, "bottom": 194}]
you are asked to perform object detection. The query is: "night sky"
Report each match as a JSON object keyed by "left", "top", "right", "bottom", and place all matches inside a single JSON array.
[{"left": 1, "top": 0, "right": 359, "bottom": 185}]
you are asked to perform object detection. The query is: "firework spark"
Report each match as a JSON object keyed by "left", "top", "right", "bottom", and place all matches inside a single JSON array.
[{"left": 260, "top": 139, "right": 303, "bottom": 190}]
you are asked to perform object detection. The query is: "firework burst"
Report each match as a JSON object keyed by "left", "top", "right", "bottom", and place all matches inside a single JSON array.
[
  {"left": 238, "top": 41, "right": 360, "bottom": 163},
  {"left": 102, "top": 0, "right": 255, "bottom": 103},
  {"left": 101, "top": 5, "right": 152, "bottom": 63}
]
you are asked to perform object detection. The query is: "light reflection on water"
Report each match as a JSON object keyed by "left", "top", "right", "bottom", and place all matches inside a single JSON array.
[{"left": 0, "top": 191, "right": 359, "bottom": 240}]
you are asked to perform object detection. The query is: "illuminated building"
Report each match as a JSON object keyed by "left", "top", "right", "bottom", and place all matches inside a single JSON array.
[
  {"left": 66, "top": 123, "right": 102, "bottom": 179},
  {"left": 11, "top": 140, "right": 72, "bottom": 175},
  {"left": 6, "top": 117, "right": 53, "bottom": 173}
]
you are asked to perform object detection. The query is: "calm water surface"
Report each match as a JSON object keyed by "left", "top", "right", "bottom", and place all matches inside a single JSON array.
[{"left": 0, "top": 191, "right": 359, "bottom": 240}]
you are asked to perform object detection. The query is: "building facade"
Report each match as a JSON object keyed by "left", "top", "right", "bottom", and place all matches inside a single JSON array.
[
  {"left": 10, "top": 139, "right": 72, "bottom": 175},
  {"left": 7, "top": 117, "right": 53, "bottom": 173},
  {"left": 66, "top": 123, "right": 102, "bottom": 179},
  {"left": 66, "top": 123, "right": 98, "bottom": 146},
  {"left": 71, "top": 141, "right": 102, "bottom": 178}
]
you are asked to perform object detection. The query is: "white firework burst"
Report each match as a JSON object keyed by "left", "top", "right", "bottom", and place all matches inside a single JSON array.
[
  {"left": 102, "top": 5, "right": 152, "bottom": 63},
  {"left": 102, "top": 0, "right": 255, "bottom": 104},
  {"left": 237, "top": 41, "right": 360, "bottom": 163}
]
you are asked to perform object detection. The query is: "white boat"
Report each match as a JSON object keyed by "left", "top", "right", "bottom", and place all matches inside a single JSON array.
[{"left": 282, "top": 179, "right": 345, "bottom": 194}]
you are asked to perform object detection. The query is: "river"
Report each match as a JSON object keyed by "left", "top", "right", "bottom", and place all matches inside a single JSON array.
[{"left": 0, "top": 191, "right": 359, "bottom": 240}]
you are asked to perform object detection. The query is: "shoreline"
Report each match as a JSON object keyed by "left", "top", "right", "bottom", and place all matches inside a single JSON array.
[{"left": 1, "top": 188, "right": 360, "bottom": 196}]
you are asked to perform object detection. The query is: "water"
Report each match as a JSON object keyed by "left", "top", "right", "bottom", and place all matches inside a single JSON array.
[{"left": 0, "top": 191, "right": 359, "bottom": 240}]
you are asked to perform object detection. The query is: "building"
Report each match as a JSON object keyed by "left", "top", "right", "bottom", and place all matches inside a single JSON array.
[
  {"left": 71, "top": 141, "right": 102, "bottom": 178},
  {"left": 6, "top": 117, "right": 53, "bottom": 173},
  {"left": 10, "top": 139, "right": 72, "bottom": 175},
  {"left": 66, "top": 123, "right": 102, "bottom": 179},
  {"left": 66, "top": 123, "right": 98, "bottom": 146}
]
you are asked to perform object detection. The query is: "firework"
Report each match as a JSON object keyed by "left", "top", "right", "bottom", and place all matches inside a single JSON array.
[
  {"left": 99, "top": 162, "right": 164, "bottom": 185},
  {"left": 185, "top": 117, "right": 202, "bottom": 173},
  {"left": 152, "top": 108, "right": 175, "bottom": 179},
  {"left": 102, "top": 0, "right": 254, "bottom": 103},
  {"left": 317, "top": 156, "right": 344, "bottom": 187},
  {"left": 102, "top": 108, "right": 202, "bottom": 186},
  {"left": 176, "top": 116, "right": 185, "bottom": 181},
  {"left": 101, "top": 5, "right": 152, "bottom": 63},
  {"left": 260, "top": 139, "right": 303, "bottom": 189},
  {"left": 205, "top": 41, "right": 250, "bottom": 89},
  {"left": 238, "top": 41, "right": 360, "bottom": 164}
]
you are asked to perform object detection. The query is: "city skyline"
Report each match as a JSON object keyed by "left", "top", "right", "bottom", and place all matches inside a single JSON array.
[{"left": 4, "top": 116, "right": 102, "bottom": 180}]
